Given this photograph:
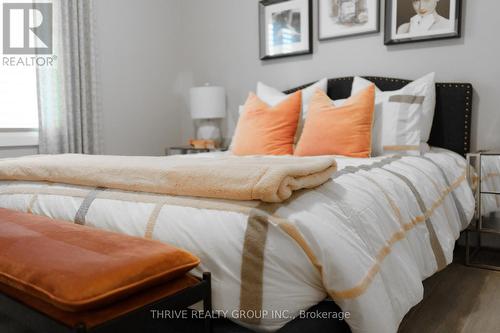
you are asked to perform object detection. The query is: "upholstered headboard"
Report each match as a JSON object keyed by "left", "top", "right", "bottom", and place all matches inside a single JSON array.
[{"left": 284, "top": 77, "right": 473, "bottom": 156}]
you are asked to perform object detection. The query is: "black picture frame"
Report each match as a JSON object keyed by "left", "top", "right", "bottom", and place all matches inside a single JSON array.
[
  {"left": 384, "top": 0, "right": 462, "bottom": 45},
  {"left": 259, "top": 0, "right": 313, "bottom": 60},
  {"left": 318, "top": 0, "right": 380, "bottom": 41}
]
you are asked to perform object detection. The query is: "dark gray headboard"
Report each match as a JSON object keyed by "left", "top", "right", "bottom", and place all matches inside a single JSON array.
[{"left": 284, "top": 77, "right": 473, "bottom": 156}]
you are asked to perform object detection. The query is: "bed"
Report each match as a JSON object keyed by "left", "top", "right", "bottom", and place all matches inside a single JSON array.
[{"left": 0, "top": 77, "right": 475, "bottom": 333}]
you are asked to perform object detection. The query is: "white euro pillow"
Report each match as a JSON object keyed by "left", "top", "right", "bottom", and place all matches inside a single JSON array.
[
  {"left": 257, "top": 78, "right": 328, "bottom": 119},
  {"left": 352, "top": 73, "right": 436, "bottom": 156}
]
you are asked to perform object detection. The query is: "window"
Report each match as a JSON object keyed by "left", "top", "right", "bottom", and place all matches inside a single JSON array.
[
  {"left": 1, "top": 0, "right": 40, "bottom": 147},
  {"left": 0, "top": 65, "right": 39, "bottom": 147},
  {"left": 0, "top": 65, "right": 39, "bottom": 129}
]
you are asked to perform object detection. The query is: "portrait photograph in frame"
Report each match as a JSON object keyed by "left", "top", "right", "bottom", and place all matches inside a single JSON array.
[
  {"left": 259, "top": 0, "right": 313, "bottom": 60},
  {"left": 319, "top": 0, "right": 380, "bottom": 40},
  {"left": 385, "top": 0, "right": 462, "bottom": 45}
]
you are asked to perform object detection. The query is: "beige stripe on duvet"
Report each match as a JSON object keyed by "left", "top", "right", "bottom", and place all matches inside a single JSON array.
[
  {"left": 144, "top": 200, "right": 170, "bottom": 239},
  {"left": 74, "top": 187, "right": 105, "bottom": 225},
  {"left": 27, "top": 185, "right": 47, "bottom": 214},
  {"left": 388, "top": 95, "right": 425, "bottom": 104},
  {"left": 383, "top": 145, "right": 420, "bottom": 152},
  {"left": 239, "top": 211, "right": 270, "bottom": 325}
]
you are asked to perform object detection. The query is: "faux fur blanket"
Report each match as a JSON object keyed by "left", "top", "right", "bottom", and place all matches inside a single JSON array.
[{"left": 0, "top": 154, "right": 337, "bottom": 203}]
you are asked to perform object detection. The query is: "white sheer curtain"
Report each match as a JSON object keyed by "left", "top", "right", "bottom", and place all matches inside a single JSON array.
[{"left": 37, "top": 0, "right": 102, "bottom": 154}]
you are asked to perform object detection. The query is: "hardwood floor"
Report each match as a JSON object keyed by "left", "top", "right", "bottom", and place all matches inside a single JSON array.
[{"left": 399, "top": 249, "right": 500, "bottom": 333}]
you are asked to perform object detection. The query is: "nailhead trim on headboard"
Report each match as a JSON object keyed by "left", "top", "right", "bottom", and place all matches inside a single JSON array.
[{"left": 284, "top": 77, "right": 473, "bottom": 156}]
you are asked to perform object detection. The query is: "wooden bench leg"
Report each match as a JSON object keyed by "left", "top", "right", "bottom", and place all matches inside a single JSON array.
[{"left": 203, "top": 272, "right": 212, "bottom": 333}]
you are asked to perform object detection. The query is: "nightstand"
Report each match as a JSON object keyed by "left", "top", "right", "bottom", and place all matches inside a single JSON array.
[
  {"left": 466, "top": 151, "right": 500, "bottom": 270},
  {"left": 166, "top": 146, "right": 228, "bottom": 156}
]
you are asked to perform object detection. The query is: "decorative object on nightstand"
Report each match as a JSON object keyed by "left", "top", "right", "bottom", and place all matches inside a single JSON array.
[
  {"left": 189, "top": 139, "right": 217, "bottom": 149},
  {"left": 466, "top": 150, "right": 500, "bottom": 271},
  {"left": 190, "top": 84, "right": 226, "bottom": 145}
]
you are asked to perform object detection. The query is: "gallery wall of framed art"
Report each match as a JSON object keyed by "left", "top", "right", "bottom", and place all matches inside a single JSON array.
[{"left": 258, "top": 0, "right": 463, "bottom": 60}]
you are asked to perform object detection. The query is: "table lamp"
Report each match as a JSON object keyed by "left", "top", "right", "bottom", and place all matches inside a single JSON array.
[{"left": 190, "top": 85, "right": 226, "bottom": 144}]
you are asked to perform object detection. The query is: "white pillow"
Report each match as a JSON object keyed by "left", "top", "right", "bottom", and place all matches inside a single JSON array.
[
  {"left": 332, "top": 99, "right": 347, "bottom": 107},
  {"left": 257, "top": 78, "right": 328, "bottom": 119},
  {"left": 351, "top": 73, "right": 436, "bottom": 156},
  {"left": 228, "top": 105, "right": 245, "bottom": 151}
]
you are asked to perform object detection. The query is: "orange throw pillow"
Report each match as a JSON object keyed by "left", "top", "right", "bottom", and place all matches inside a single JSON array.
[
  {"left": 232, "top": 91, "right": 301, "bottom": 156},
  {"left": 295, "top": 85, "right": 375, "bottom": 158}
]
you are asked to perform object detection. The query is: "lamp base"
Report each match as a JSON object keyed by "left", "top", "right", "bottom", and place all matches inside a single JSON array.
[{"left": 196, "top": 119, "right": 221, "bottom": 142}]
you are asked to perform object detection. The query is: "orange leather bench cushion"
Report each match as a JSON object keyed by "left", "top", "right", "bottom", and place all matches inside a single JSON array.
[{"left": 0, "top": 208, "right": 200, "bottom": 312}]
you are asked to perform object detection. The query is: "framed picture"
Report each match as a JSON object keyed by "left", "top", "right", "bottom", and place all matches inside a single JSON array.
[
  {"left": 259, "top": 0, "right": 312, "bottom": 60},
  {"left": 319, "top": 0, "right": 380, "bottom": 40},
  {"left": 385, "top": 0, "right": 462, "bottom": 45}
]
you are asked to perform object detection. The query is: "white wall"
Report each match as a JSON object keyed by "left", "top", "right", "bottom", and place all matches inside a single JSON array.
[
  {"left": 178, "top": 0, "right": 500, "bottom": 152},
  {"left": 93, "top": 0, "right": 185, "bottom": 156}
]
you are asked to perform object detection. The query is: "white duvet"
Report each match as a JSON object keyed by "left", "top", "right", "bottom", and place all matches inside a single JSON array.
[{"left": 0, "top": 148, "right": 474, "bottom": 333}]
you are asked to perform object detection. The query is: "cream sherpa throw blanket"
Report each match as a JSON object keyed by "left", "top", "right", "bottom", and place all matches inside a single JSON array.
[{"left": 0, "top": 154, "right": 337, "bottom": 203}]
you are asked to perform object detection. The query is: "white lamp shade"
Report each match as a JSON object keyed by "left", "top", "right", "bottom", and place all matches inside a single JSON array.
[{"left": 190, "top": 86, "right": 226, "bottom": 119}]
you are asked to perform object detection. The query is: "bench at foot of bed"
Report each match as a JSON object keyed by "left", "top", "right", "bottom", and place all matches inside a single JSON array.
[{"left": 0, "top": 208, "right": 211, "bottom": 333}]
